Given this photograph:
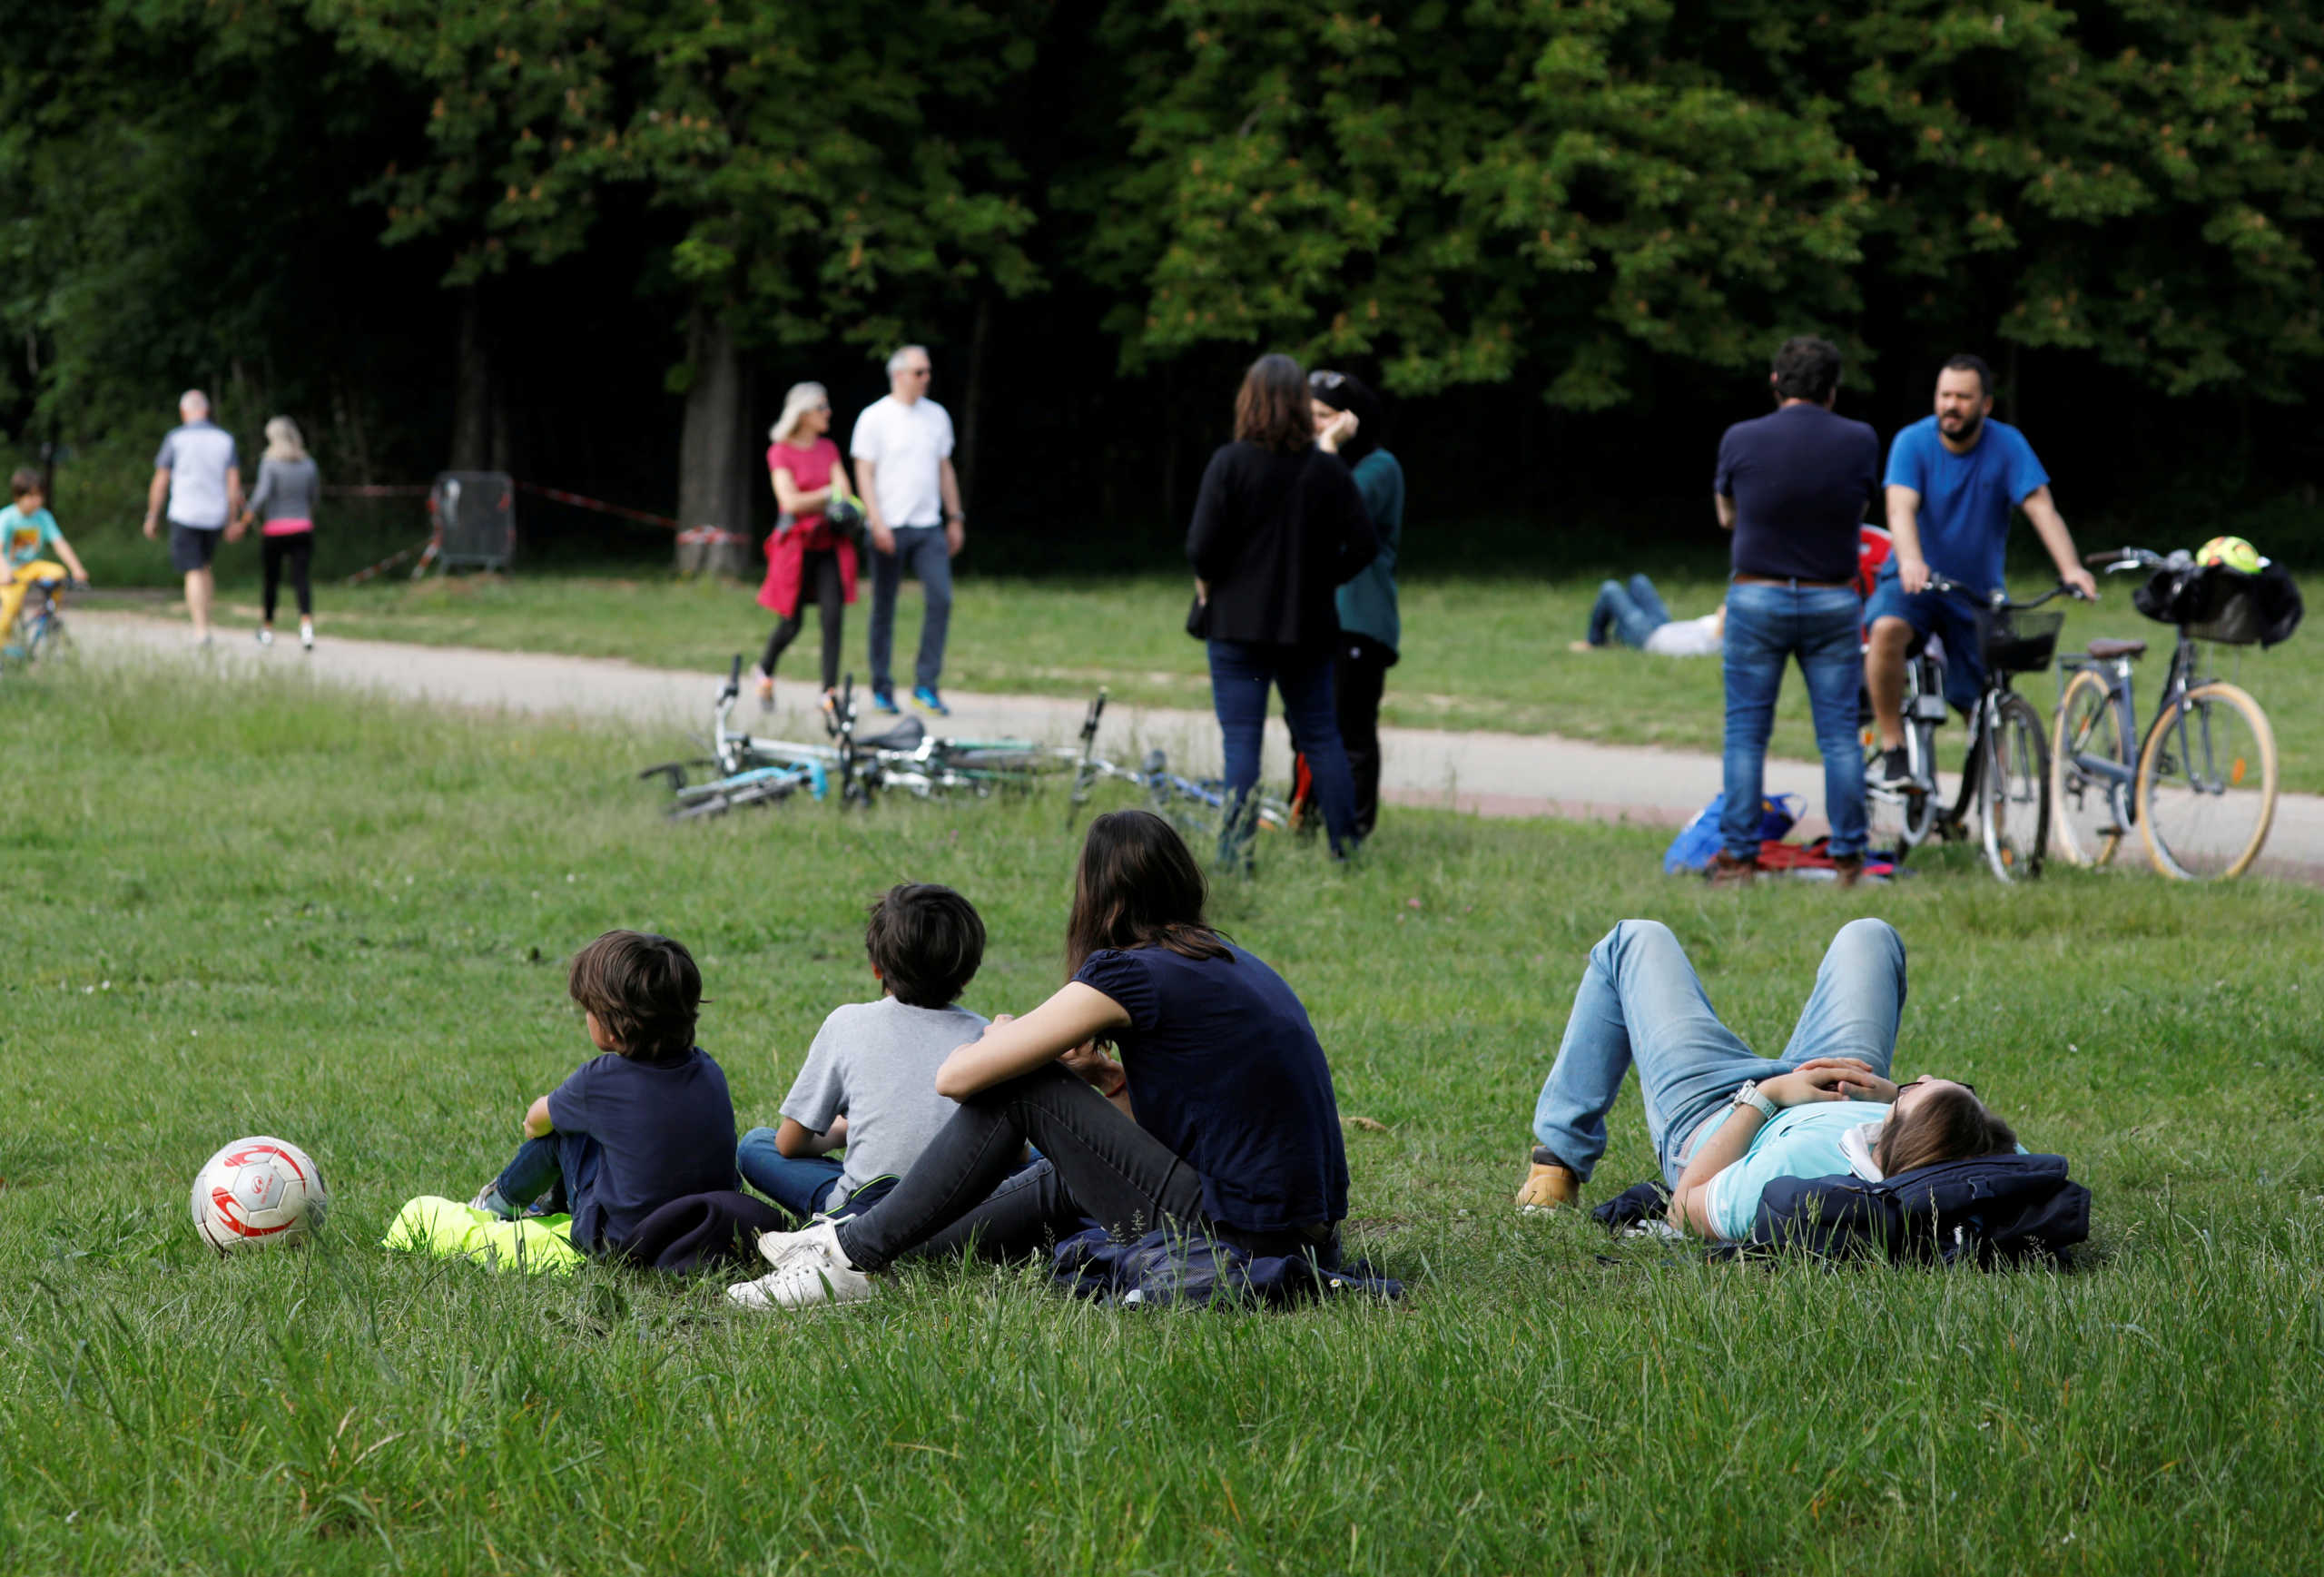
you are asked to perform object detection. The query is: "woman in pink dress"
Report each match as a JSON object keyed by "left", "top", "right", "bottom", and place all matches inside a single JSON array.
[{"left": 753, "top": 381, "right": 859, "bottom": 713}]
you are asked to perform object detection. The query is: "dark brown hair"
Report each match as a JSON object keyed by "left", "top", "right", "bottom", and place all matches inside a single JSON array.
[
  {"left": 1234, "top": 353, "right": 1315, "bottom": 454},
  {"left": 1771, "top": 336, "right": 1843, "bottom": 404},
  {"left": 1941, "top": 352, "right": 1995, "bottom": 399},
  {"left": 567, "top": 930, "right": 702, "bottom": 1061},
  {"left": 865, "top": 883, "right": 985, "bottom": 1008},
  {"left": 1875, "top": 1082, "right": 2017, "bottom": 1178},
  {"left": 1064, "top": 810, "right": 1231, "bottom": 977},
  {"left": 8, "top": 468, "right": 39, "bottom": 499}
]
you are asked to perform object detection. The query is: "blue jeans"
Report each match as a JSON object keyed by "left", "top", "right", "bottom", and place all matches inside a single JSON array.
[
  {"left": 1720, "top": 581, "right": 1866, "bottom": 860},
  {"left": 1588, "top": 575, "right": 1671, "bottom": 650},
  {"left": 1206, "top": 639, "right": 1360, "bottom": 857},
  {"left": 734, "top": 1127, "right": 898, "bottom": 1223},
  {"left": 1531, "top": 919, "right": 1905, "bottom": 1187},
  {"left": 867, "top": 525, "right": 952, "bottom": 694},
  {"left": 493, "top": 1131, "right": 602, "bottom": 1215}
]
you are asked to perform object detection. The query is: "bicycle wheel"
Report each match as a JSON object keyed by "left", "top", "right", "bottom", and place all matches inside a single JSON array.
[
  {"left": 1863, "top": 719, "right": 1940, "bottom": 863},
  {"left": 2135, "top": 682, "right": 2278, "bottom": 880},
  {"left": 2048, "top": 669, "right": 2124, "bottom": 868},
  {"left": 1977, "top": 692, "right": 2049, "bottom": 882}
]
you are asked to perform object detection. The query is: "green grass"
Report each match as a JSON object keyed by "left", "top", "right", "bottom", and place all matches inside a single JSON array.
[
  {"left": 161, "top": 564, "right": 2324, "bottom": 794},
  {"left": 4, "top": 664, "right": 2323, "bottom": 1572}
]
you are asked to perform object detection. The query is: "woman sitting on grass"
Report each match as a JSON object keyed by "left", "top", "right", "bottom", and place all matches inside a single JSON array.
[
  {"left": 729, "top": 808, "right": 1350, "bottom": 1310},
  {"left": 1513, "top": 918, "right": 2017, "bottom": 1240}
]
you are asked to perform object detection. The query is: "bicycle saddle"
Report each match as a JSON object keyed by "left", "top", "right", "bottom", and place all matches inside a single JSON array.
[
  {"left": 856, "top": 716, "right": 926, "bottom": 753},
  {"left": 2086, "top": 637, "right": 2147, "bottom": 660}
]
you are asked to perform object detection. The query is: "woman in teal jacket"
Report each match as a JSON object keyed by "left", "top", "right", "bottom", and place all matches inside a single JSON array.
[{"left": 1309, "top": 370, "right": 1403, "bottom": 840}]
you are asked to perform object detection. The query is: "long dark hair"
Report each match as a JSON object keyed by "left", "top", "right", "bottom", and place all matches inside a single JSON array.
[
  {"left": 1233, "top": 353, "right": 1314, "bottom": 454},
  {"left": 1064, "top": 810, "right": 1231, "bottom": 977}
]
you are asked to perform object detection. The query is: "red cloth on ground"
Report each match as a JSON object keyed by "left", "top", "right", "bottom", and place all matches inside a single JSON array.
[{"left": 757, "top": 438, "right": 859, "bottom": 618}]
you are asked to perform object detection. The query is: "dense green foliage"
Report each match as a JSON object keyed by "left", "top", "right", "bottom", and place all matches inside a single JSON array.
[
  {"left": 5, "top": 667, "right": 2324, "bottom": 1571},
  {"left": 2, "top": 1, "right": 2319, "bottom": 548}
]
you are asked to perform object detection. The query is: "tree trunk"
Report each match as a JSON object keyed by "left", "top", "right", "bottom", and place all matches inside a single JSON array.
[
  {"left": 675, "top": 306, "right": 753, "bottom": 574},
  {"left": 957, "top": 296, "right": 993, "bottom": 508},
  {"left": 451, "top": 285, "right": 493, "bottom": 472}
]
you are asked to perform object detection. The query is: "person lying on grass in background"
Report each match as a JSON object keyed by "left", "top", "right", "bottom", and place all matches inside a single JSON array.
[
  {"left": 1513, "top": 918, "right": 2017, "bottom": 1240},
  {"left": 1567, "top": 574, "right": 1723, "bottom": 656},
  {"left": 727, "top": 808, "right": 1351, "bottom": 1311},
  {"left": 735, "top": 883, "right": 995, "bottom": 1225},
  {"left": 389, "top": 930, "right": 739, "bottom": 1272},
  {"left": 1, "top": 468, "right": 91, "bottom": 649}
]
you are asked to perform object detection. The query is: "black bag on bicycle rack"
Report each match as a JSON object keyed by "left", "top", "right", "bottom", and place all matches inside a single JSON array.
[{"left": 2133, "top": 561, "right": 2304, "bottom": 648}]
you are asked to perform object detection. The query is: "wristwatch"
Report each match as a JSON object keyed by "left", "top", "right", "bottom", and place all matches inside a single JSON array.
[{"left": 1731, "top": 1082, "right": 1778, "bottom": 1121}]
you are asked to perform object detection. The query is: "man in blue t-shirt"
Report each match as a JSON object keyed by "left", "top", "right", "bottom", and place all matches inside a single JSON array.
[{"left": 1864, "top": 355, "right": 2097, "bottom": 787}]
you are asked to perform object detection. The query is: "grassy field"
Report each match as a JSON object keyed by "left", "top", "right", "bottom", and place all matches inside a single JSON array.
[
  {"left": 129, "top": 560, "right": 2323, "bottom": 796},
  {"left": 3, "top": 663, "right": 2322, "bottom": 1572}
]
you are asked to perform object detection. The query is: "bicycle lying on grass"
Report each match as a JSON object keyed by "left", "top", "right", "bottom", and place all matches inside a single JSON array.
[
  {"left": 1863, "top": 575, "right": 2079, "bottom": 882},
  {"left": 640, "top": 659, "right": 1110, "bottom": 820},
  {"left": 2050, "top": 547, "right": 2280, "bottom": 881}
]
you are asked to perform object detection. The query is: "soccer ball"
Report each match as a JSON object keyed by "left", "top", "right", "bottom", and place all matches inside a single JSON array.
[
  {"left": 191, "top": 1136, "right": 329, "bottom": 1253},
  {"left": 2197, "top": 535, "right": 2263, "bottom": 575}
]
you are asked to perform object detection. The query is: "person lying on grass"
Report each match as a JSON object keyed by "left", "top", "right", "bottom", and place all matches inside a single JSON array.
[
  {"left": 389, "top": 930, "right": 741, "bottom": 1271},
  {"left": 727, "top": 808, "right": 1350, "bottom": 1311},
  {"left": 735, "top": 883, "right": 995, "bottom": 1225},
  {"left": 1512, "top": 918, "right": 2017, "bottom": 1239}
]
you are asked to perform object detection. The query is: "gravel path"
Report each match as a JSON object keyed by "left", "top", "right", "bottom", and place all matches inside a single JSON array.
[{"left": 68, "top": 609, "right": 2324, "bottom": 879}]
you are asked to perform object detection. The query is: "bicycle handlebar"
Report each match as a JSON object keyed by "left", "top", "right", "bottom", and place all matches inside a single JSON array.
[
  {"left": 1923, "top": 574, "right": 2085, "bottom": 609},
  {"left": 2085, "top": 547, "right": 2166, "bottom": 574}
]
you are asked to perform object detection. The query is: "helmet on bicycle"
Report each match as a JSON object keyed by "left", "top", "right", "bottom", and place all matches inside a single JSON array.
[
  {"left": 822, "top": 491, "right": 865, "bottom": 540},
  {"left": 2196, "top": 536, "right": 2263, "bottom": 575}
]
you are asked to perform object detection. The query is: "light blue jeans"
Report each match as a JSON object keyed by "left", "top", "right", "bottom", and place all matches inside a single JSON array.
[
  {"left": 1720, "top": 580, "right": 1866, "bottom": 860},
  {"left": 1531, "top": 919, "right": 1905, "bottom": 1188},
  {"left": 1587, "top": 575, "right": 1672, "bottom": 650}
]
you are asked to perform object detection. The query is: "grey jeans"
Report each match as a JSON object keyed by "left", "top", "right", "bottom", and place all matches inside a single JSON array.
[{"left": 867, "top": 524, "right": 952, "bottom": 694}]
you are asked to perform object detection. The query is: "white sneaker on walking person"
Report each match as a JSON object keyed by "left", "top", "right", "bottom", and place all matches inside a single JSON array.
[
  {"left": 300, "top": 617, "right": 313, "bottom": 652},
  {"left": 727, "top": 1218, "right": 875, "bottom": 1311}
]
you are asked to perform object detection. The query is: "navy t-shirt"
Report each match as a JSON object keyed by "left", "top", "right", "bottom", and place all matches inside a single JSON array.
[
  {"left": 1070, "top": 944, "right": 1349, "bottom": 1232},
  {"left": 545, "top": 1047, "right": 740, "bottom": 1251},
  {"left": 1714, "top": 403, "right": 1882, "bottom": 585}
]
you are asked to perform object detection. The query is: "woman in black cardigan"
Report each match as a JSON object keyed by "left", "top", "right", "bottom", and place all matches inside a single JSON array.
[{"left": 1187, "top": 354, "right": 1379, "bottom": 860}]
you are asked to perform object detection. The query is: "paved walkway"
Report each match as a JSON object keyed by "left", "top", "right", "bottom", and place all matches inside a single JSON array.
[{"left": 68, "top": 610, "right": 2324, "bottom": 880}]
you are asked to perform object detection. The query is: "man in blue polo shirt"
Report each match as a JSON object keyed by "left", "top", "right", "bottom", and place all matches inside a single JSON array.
[{"left": 1866, "top": 355, "right": 2095, "bottom": 786}]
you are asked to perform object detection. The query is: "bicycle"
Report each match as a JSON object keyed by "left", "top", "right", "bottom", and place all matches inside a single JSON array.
[
  {"left": 5, "top": 576, "right": 81, "bottom": 668},
  {"left": 1862, "top": 575, "right": 2076, "bottom": 882},
  {"left": 2050, "top": 547, "right": 2280, "bottom": 881}
]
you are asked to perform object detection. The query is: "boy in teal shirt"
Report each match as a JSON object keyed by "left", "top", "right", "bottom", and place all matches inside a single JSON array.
[{"left": 2, "top": 468, "right": 90, "bottom": 647}]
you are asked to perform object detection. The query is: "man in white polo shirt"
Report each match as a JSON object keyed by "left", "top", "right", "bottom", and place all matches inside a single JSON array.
[
  {"left": 851, "top": 345, "right": 965, "bottom": 715},
  {"left": 143, "top": 389, "right": 243, "bottom": 644}
]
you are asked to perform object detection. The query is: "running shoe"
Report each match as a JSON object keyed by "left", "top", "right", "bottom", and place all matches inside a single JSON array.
[
  {"left": 1873, "top": 747, "right": 1915, "bottom": 789},
  {"left": 728, "top": 1219, "right": 875, "bottom": 1311},
  {"left": 871, "top": 687, "right": 901, "bottom": 715},
  {"left": 300, "top": 619, "right": 314, "bottom": 652},
  {"left": 752, "top": 665, "right": 775, "bottom": 714},
  {"left": 255, "top": 627, "right": 273, "bottom": 648},
  {"left": 911, "top": 685, "right": 950, "bottom": 717},
  {"left": 468, "top": 1182, "right": 518, "bottom": 1220}
]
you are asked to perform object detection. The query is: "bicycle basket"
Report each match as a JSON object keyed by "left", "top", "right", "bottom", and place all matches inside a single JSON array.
[{"left": 1975, "top": 606, "right": 2063, "bottom": 674}]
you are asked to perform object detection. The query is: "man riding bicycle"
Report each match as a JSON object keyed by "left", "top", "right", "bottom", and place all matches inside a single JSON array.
[{"left": 1866, "top": 354, "right": 2098, "bottom": 787}]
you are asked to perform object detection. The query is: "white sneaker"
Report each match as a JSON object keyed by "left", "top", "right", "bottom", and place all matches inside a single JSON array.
[
  {"left": 727, "top": 1219, "right": 875, "bottom": 1311},
  {"left": 300, "top": 620, "right": 314, "bottom": 651},
  {"left": 255, "top": 627, "right": 273, "bottom": 647}
]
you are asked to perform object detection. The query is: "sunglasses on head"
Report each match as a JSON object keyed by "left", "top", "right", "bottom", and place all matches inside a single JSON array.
[{"left": 1308, "top": 370, "right": 1346, "bottom": 391}]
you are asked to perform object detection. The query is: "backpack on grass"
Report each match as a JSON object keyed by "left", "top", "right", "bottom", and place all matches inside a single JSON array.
[
  {"left": 1740, "top": 1152, "right": 2090, "bottom": 1267},
  {"left": 1664, "top": 793, "right": 1801, "bottom": 873}
]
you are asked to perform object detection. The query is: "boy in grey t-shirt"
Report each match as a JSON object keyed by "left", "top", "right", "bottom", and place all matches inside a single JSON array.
[{"left": 736, "top": 884, "right": 989, "bottom": 1221}]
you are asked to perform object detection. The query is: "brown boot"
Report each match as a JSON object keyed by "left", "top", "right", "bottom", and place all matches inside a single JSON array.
[
  {"left": 1708, "top": 851, "right": 1757, "bottom": 887},
  {"left": 1833, "top": 853, "right": 1866, "bottom": 888},
  {"left": 1514, "top": 1148, "right": 1582, "bottom": 1213}
]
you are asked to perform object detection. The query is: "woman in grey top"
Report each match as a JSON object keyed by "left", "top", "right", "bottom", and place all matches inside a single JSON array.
[{"left": 238, "top": 416, "right": 320, "bottom": 649}]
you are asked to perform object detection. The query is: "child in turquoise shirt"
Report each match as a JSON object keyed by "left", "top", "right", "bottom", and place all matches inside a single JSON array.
[{"left": 2, "top": 468, "right": 90, "bottom": 646}]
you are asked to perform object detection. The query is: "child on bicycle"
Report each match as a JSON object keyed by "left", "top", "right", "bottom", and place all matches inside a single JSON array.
[
  {"left": 1, "top": 468, "right": 90, "bottom": 649},
  {"left": 734, "top": 883, "right": 991, "bottom": 1224},
  {"left": 387, "top": 930, "right": 741, "bottom": 1272}
]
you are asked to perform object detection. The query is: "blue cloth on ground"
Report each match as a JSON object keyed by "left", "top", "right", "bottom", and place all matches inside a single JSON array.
[
  {"left": 1664, "top": 792, "right": 1801, "bottom": 872},
  {"left": 1742, "top": 1152, "right": 2089, "bottom": 1266},
  {"left": 1050, "top": 1226, "right": 1402, "bottom": 1307}
]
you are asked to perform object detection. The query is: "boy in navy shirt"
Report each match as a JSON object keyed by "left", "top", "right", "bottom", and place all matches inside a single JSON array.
[{"left": 470, "top": 930, "right": 740, "bottom": 1255}]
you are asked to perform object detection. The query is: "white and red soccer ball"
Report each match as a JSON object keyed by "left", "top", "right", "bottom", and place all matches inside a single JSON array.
[{"left": 190, "top": 1136, "right": 329, "bottom": 1252}]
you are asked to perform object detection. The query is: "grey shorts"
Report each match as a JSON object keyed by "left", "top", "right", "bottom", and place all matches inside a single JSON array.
[{"left": 169, "top": 523, "right": 222, "bottom": 574}]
